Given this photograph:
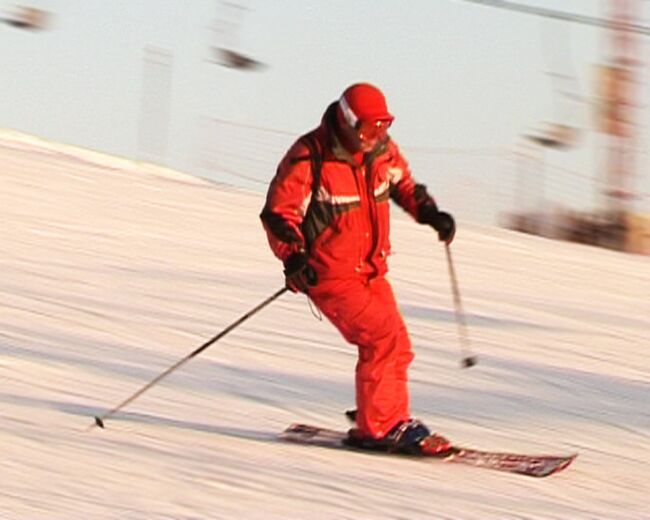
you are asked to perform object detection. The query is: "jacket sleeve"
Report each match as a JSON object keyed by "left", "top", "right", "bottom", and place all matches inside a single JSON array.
[
  {"left": 260, "top": 139, "right": 314, "bottom": 262},
  {"left": 386, "top": 140, "right": 438, "bottom": 223}
]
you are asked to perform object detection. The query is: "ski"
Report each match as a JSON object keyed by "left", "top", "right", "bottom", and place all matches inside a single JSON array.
[{"left": 280, "top": 423, "right": 577, "bottom": 478}]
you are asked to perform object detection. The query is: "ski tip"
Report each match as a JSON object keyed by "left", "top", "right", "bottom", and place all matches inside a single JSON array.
[
  {"left": 535, "top": 453, "right": 578, "bottom": 477},
  {"left": 564, "top": 453, "right": 579, "bottom": 465},
  {"left": 566, "top": 453, "right": 579, "bottom": 465}
]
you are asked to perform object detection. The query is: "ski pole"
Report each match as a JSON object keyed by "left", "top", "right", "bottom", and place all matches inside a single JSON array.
[
  {"left": 444, "top": 244, "right": 477, "bottom": 368},
  {"left": 89, "top": 286, "right": 289, "bottom": 430}
]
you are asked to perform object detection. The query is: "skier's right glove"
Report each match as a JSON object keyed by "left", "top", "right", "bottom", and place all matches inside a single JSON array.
[{"left": 283, "top": 250, "right": 317, "bottom": 293}]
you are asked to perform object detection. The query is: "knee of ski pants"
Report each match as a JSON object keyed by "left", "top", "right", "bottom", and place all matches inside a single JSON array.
[
  {"left": 356, "top": 319, "right": 414, "bottom": 381},
  {"left": 309, "top": 277, "right": 413, "bottom": 360}
]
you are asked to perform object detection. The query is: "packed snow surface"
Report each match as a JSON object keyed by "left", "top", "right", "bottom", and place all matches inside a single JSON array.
[{"left": 1, "top": 131, "right": 649, "bottom": 519}]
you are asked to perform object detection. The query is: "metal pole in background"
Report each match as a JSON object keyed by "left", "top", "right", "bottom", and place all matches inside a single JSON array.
[{"left": 137, "top": 45, "right": 173, "bottom": 165}]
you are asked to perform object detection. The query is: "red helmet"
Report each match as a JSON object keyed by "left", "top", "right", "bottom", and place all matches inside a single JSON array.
[
  {"left": 338, "top": 83, "right": 394, "bottom": 146},
  {"left": 339, "top": 83, "right": 393, "bottom": 126}
]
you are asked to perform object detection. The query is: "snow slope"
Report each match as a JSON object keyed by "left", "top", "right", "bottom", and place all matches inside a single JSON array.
[{"left": 1, "top": 131, "right": 649, "bottom": 519}]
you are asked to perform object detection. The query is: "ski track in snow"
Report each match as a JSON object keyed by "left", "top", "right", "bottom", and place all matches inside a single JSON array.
[{"left": 1, "top": 131, "right": 649, "bottom": 519}]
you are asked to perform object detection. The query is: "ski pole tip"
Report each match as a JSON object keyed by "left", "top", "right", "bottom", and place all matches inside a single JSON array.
[{"left": 462, "top": 356, "right": 478, "bottom": 368}]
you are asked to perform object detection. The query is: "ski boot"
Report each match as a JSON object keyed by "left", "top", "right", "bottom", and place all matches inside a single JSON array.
[{"left": 345, "top": 417, "right": 451, "bottom": 455}]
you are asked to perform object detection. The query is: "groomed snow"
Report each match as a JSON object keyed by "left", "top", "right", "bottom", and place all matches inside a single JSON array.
[{"left": 1, "top": 131, "right": 649, "bottom": 519}]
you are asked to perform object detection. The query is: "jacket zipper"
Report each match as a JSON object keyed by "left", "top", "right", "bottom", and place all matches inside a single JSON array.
[{"left": 352, "top": 163, "right": 371, "bottom": 271}]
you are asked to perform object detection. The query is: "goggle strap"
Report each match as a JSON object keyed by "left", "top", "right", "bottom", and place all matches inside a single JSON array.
[{"left": 339, "top": 95, "right": 359, "bottom": 129}]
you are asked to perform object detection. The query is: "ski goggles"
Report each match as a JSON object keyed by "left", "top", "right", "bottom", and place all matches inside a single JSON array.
[{"left": 356, "top": 118, "right": 393, "bottom": 142}]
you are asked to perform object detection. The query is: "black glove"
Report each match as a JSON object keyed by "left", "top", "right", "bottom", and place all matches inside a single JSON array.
[
  {"left": 431, "top": 211, "right": 456, "bottom": 244},
  {"left": 421, "top": 205, "right": 456, "bottom": 244},
  {"left": 283, "top": 250, "right": 317, "bottom": 293}
]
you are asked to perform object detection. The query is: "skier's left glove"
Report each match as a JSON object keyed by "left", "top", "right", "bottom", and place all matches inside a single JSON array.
[
  {"left": 283, "top": 250, "right": 317, "bottom": 293},
  {"left": 430, "top": 211, "right": 456, "bottom": 244},
  {"left": 421, "top": 204, "right": 456, "bottom": 244}
]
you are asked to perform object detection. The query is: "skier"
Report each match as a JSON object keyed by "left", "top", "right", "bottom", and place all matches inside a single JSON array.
[{"left": 260, "top": 83, "right": 456, "bottom": 454}]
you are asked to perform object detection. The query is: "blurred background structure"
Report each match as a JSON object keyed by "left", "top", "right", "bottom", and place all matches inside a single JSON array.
[
  {"left": 1, "top": 1, "right": 649, "bottom": 254},
  {"left": 1, "top": 4, "right": 49, "bottom": 30},
  {"left": 137, "top": 46, "right": 173, "bottom": 164},
  {"left": 489, "top": 0, "right": 650, "bottom": 254},
  {"left": 210, "top": 0, "right": 264, "bottom": 70}
]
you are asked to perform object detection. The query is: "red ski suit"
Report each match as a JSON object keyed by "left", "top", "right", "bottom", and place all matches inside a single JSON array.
[{"left": 261, "top": 103, "right": 437, "bottom": 439}]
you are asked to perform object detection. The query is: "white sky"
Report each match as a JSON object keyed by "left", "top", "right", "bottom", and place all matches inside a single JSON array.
[{"left": 1, "top": 0, "right": 649, "bottom": 222}]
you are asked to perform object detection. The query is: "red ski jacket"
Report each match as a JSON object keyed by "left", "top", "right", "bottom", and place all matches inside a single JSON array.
[{"left": 261, "top": 103, "right": 437, "bottom": 281}]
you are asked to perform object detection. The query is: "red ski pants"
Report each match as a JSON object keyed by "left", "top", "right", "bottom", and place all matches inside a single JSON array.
[{"left": 309, "top": 276, "right": 414, "bottom": 439}]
